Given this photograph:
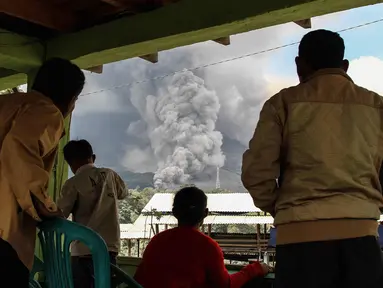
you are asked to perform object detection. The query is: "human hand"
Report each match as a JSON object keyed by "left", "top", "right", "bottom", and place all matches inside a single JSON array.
[
  {"left": 260, "top": 263, "right": 273, "bottom": 275},
  {"left": 32, "top": 196, "right": 64, "bottom": 219}
]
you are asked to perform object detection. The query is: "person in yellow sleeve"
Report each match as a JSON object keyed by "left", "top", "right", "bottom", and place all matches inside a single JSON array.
[
  {"left": 0, "top": 58, "right": 85, "bottom": 287},
  {"left": 242, "top": 30, "right": 383, "bottom": 288}
]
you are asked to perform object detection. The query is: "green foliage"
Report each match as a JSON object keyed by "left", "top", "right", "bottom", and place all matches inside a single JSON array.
[{"left": 119, "top": 187, "right": 156, "bottom": 223}]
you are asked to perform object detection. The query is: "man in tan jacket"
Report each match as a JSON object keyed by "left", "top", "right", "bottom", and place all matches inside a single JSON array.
[
  {"left": 0, "top": 58, "right": 85, "bottom": 287},
  {"left": 242, "top": 29, "right": 383, "bottom": 288}
]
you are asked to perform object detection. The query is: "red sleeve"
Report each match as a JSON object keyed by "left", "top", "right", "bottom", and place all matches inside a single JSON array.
[
  {"left": 230, "top": 262, "right": 266, "bottom": 288},
  {"left": 205, "top": 238, "right": 265, "bottom": 288}
]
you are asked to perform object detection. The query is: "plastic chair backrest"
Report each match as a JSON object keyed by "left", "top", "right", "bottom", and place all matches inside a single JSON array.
[
  {"left": 30, "top": 256, "right": 44, "bottom": 278},
  {"left": 29, "top": 279, "right": 43, "bottom": 288},
  {"left": 110, "top": 263, "right": 143, "bottom": 288},
  {"left": 29, "top": 256, "right": 44, "bottom": 288},
  {"left": 38, "top": 218, "right": 111, "bottom": 288}
]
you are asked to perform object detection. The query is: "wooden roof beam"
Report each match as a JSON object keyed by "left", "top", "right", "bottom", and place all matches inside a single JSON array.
[
  {"left": 0, "top": 0, "right": 77, "bottom": 32},
  {"left": 85, "top": 65, "right": 104, "bottom": 74},
  {"left": 140, "top": 53, "right": 158, "bottom": 63},
  {"left": 213, "top": 36, "right": 231, "bottom": 46},
  {"left": 294, "top": 18, "right": 312, "bottom": 29},
  {"left": 100, "top": 0, "right": 125, "bottom": 7},
  {"left": 46, "top": 0, "right": 380, "bottom": 69},
  {"left": 0, "top": 69, "right": 26, "bottom": 91}
]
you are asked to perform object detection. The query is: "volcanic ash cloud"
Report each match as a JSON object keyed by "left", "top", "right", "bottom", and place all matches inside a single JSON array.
[{"left": 130, "top": 70, "right": 225, "bottom": 188}]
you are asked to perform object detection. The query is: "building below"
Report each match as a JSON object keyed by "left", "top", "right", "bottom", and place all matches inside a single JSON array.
[{"left": 120, "top": 193, "right": 274, "bottom": 260}]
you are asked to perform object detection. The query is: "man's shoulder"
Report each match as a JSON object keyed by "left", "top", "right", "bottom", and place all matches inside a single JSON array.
[
  {"left": 351, "top": 83, "right": 383, "bottom": 107},
  {"left": 62, "top": 175, "right": 77, "bottom": 188}
]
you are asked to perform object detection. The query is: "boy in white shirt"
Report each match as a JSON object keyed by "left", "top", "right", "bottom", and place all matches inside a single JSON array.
[{"left": 58, "top": 139, "right": 128, "bottom": 287}]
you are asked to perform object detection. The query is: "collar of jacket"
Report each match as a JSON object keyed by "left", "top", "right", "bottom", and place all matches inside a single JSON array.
[
  {"left": 76, "top": 163, "right": 95, "bottom": 175},
  {"left": 302, "top": 68, "right": 354, "bottom": 83}
]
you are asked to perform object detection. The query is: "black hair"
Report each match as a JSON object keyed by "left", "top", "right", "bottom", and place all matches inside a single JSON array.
[
  {"left": 299, "top": 29, "right": 345, "bottom": 70},
  {"left": 172, "top": 187, "right": 207, "bottom": 226},
  {"left": 32, "top": 57, "right": 85, "bottom": 105},
  {"left": 63, "top": 139, "right": 94, "bottom": 165}
]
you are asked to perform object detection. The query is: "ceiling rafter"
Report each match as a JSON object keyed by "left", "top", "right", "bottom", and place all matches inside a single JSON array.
[{"left": 0, "top": 0, "right": 77, "bottom": 32}]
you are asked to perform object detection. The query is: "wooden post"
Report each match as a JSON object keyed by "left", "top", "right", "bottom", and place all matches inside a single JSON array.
[
  {"left": 208, "top": 224, "right": 212, "bottom": 236},
  {"left": 263, "top": 224, "right": 267, "bottom": 239},
  {"left": 128, "top": 239, "right": 132, "bottom": 257},
  {"left": 155, "top": 224, "right": 159, "bottom": 234},
  {"left": 213, "top": 36, "right": 231, "bottom": 46},
  {"left": 165, "top": 224, "right": 168, "bottom": 230},
  {"left": 256, "top": 224, "right": 261, "bottom": 251},
  {"left": 137, "top": 239, "right": 140, "bottom": 257},
  {"left": 140, "top": 53, "right": 158, "bottom": 63},
  {"left": 294, "top": 18, "right": 312, "bottom": 29}
]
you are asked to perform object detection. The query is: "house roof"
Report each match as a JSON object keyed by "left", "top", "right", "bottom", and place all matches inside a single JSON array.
[
  {"left": 120, "top": 214, "right": 274, "bottom": 239},
  {"left": 142, "top": 193, "right": 262, "bottom": 213}
]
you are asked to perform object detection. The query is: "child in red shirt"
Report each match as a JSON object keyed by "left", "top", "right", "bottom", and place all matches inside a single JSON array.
[{"left": 134, "top": 187, "right": 271, "bottom": 288}]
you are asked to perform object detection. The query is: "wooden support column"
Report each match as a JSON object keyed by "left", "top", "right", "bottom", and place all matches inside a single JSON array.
[
  {"left": 165, "top": 224, "right": 168, "bottom": 230},
  {"left": 128, "top": 239, "right": 132, "bottom": 257},
  {"left": 137, "top": 239, "right": 140, "bottom": 257},
  {"left": 263, "top": 224, "right": 267, "bottom": 239},
  {"left": 85, "top": 65, "right": 103, "bottom": 74},
  {"left": 213, "top": 36, "right": 231, "bottom": 46},
  {"left": 294, "top": 18, "right": 312, "bottom": 29},
  {"left": 208, "top": 224, "right": 212, "bottom": 236},
  {"left": 155, "top": 224, "right": 159, "bottom": 234},
  {"left": 256, "top": 224, "right": 261, "bottom": 251},
  {"left": 140, "top": 53, "right": 158, "bottom": 63}
]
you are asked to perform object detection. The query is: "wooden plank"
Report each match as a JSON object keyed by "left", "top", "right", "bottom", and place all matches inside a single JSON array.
[
  {"left": 127, "top": 239, "right": 132, "bottom": 256},
  {"left": 213, "top": 36, "right": 230, "bottom": 46},
  {"left": 85, "top": 65, "right": 103, "bottom": 74},
  {"left": 101, "top": 0, "right": 125, "bottom": 7},
  {"left": 140, "top": 53, "right": 158, "bottom": 63},
  {"left": 0, "top": 0, "right": 77, "bottom": 31},
  {"left": 47, "top": 0, "right": 380, "bottom": 69},
  {"left": 294, "top": 18, "right": 312, "bottom": 29}
]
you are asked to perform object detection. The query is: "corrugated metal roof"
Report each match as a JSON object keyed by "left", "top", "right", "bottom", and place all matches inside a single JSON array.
[
  {"left": 120, "top": 224, "right": 133, "bottom": 232},
  {"left": 204, "top": 215, "right": 273, "bottom": 225},
  {"left": 142, "top": 193, "right": 261, "bottom": 213},
  {"left": 122, "top": 215, "right": 383, "bottom": 239},
  {"left": 132, "top": 214, "right": 273, "bottom": 225}
]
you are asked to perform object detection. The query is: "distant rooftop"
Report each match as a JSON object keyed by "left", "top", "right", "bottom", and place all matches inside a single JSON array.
[
  {"left": 142, "top": 193, "right": 262, "bottom": 214},
  {"left": 120, "top": 215, "right": 273, "bottom": 239}
]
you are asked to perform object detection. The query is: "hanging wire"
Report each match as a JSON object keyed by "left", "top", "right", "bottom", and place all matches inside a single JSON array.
[{"left": 79, "top": 17, "right": 383, "bottom": 97}]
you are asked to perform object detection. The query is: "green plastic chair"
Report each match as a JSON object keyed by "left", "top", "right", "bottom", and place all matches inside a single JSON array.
[
  {"left": 29, "top": 256, "right": 44, "bottom": 288},
  {"left": 110, "top": 263, "right": 143, "bottom": 288},
  {"left": 37, "top": 218, "right": 111, "bottom": 288},
  {"left": 29, "top": 279, "right": 42, "bottom": 288}
]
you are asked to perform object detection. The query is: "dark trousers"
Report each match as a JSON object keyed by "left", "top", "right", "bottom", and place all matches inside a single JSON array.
[
  {"left": 71, "top": 252, "right": 117, "bottom": 288},
  {"left": 275, "top": 236, "right": 383, "bottom": 288},
  {"left": 242, "top": 277, "right": 273, "bottom": 288},
  {"left": 0, "top": 238, "right": 29, "bottom": 287}
]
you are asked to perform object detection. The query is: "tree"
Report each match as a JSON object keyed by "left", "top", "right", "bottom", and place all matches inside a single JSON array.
[{"left": 119, "top": 187, "right": 157, "bottom": 223}]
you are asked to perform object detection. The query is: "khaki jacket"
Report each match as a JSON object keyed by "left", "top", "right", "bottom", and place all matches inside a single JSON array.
[
  {"left": 58, "top": 165, "right": 128, "bottom": 256},
  {"left": 242, "top": 69, "right": 383, "bottom": 226},
  {"left": 0, "top": 91, "right": 63, "bottom": 270}
]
